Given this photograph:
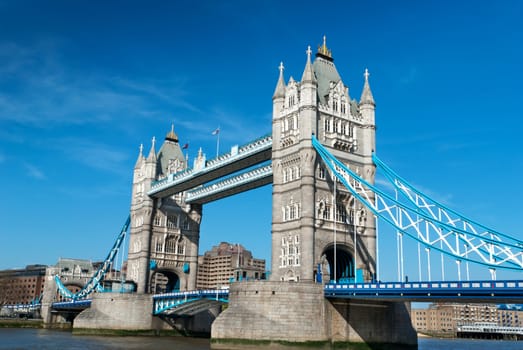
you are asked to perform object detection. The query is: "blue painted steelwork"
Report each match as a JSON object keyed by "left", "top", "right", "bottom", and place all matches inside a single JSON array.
[
  {"left": 185, "top": 163, "right": 272, "bottom": 203},
  {"left": 312, "top": 136, "right": 523, "bottom": 272},
  {"left": 51, "top": 299, "right": 92, "bottom": 310},
  {"left": 148, "top": 134, "right": 272, "bottom": 196},
  {"left": 325, "top": 280, "right": 523, "bottom": 302},
  {"left": 54, "top": 216, "right": 131, "bottom": 300},
  {"left": 152, "top": 289, "right": 229, "bottom": 315}
]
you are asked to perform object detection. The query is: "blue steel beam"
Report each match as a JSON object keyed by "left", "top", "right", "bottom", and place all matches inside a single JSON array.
[
  {"left": 51, "top": 299, "right": 92, "bottom": 310},
  {"left": 152, "top": 289, "right": 229, "bottom": 315},
  {"left": 325, "top": 280, "right": 523, "bottom": 303}
]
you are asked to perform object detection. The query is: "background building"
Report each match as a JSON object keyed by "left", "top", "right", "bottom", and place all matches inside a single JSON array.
[
  {"left": 411, "top": 303, "right": 523, "bottom": 336},
  {"left": 0, "top": 265, "right": 46, "bottom": 306},
  {"left": 196, "top": 242, "right": 265, "bottom": 289}
]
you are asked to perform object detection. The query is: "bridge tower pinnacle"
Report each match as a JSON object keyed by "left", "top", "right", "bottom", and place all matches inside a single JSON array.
[{"left": 270, "top": 37, "right": 377, "bottom": 283}]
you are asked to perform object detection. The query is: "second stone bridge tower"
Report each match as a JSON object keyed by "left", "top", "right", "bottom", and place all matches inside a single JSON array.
[{"left": 271, "top": 37, "right": 377, "bottom": 283}]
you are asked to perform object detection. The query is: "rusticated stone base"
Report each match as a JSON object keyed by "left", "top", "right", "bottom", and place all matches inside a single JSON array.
[
  {"left": 211, "top": 281, "right": 417, "bottom": 349},
  {"left": 73, "top": 293, "right": 164, "bottom": 331},
  {"left": 73, "top": 293, "right": 218, "bottom": 335}
]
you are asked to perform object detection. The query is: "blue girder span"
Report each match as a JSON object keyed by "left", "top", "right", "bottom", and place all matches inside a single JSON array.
[
  {"left": 312, "top": 136, "right": 523, "bottom": 271},
  {"left": 54, "top": 216, "right": 131, "bottom": 300},
  {"left": 153, "top": 289, "right": 229, "bottom": 315}
]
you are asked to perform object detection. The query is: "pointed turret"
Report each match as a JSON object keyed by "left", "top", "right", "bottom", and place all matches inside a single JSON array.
[
  {"left": 301, "top": 46, "right": 316, "bottom": 83},
  {"left": 134, "top": 143, "right": 144, "bottom": 169},
  {"left": 157, "top": 124, "right": 186, "bottom": 176},
  {"left": 272, "top": 61, "right": 286, "bottom": 100},
  {"left": 146, "top": 136, "right": 156, "bottom": 163},
  {"left": 165, "top": 123, "right": 179, "bottom": 143},
  {"left": 359, "top": 68, "right": 375, "bottom": 106}
]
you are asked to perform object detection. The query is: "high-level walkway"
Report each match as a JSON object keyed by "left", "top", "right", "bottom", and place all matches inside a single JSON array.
[{"left": 148, "top": 134, "right": 272, "bottom": 198}]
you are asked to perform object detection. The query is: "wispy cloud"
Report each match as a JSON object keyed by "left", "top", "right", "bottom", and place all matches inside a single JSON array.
[
  {"left": 52, "top": 137, "right": 130, "bottom": 175},
  {"left": 22, "top": 162, "right": 46, "bottom": 180},
  {"left": 399, "top": 66, "right": 418, "bottom": 85},
  {"left": 56, "top": 183, "right": 128, "bottom": 199},
  {"left": 0, "top": 40, "right": 199, "bottom": 128}
]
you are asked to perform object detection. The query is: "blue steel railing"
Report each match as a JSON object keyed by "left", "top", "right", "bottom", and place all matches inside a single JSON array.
[
  {"left": 325, "top": 280, "right": 523, "bottom": 301},
  {"left": 51, "top": 299, "right": 92, "bottom": 310},
  {"left": 152, "top": 289, "right": 229, "bottom": 315}
]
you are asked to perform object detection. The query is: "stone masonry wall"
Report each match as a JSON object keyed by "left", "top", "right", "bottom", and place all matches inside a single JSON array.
[
  {"left": 212, "top": 281, "right": 327, "bottom": 342},
  {"left": 73, "top": 293, "right": 164, "bottom": 330}
]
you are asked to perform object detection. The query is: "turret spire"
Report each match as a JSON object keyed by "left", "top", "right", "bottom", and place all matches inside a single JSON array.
[
  {"left": 316, "top": 35, "right": 333, "bottom": 61},
  {"left": 273, "top": 61, "right": 286, "bottom": 99},
  {"left": 134, "top": 143, "right": 144, "bottom": 168},
  {"left": 301, "top": 45, "right": 316, "bottom": 83},
  {"left": 360, "top": 68, "right": 375, "bottom": 106},
  {"left": 165, "top": 123, "right": 179, "bottom": 142},
  {"left": 147, "top": 136, "right": 156, "bottom": 162}
]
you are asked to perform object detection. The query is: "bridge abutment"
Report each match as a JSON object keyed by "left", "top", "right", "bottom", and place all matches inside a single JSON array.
[
  {"left": 72, "top": 293, "right": 218, "bottom": 336},
  {"left": 211, "top": 281, "right": 417, "bottom": 349},
  {"left": 73, "top": 293, "right": 164, "bottom": 333}
]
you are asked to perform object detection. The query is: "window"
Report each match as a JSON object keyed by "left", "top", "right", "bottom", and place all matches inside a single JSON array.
[
  {"left": 182, "top": 216, "right": 190, "bottom": 230},
  {"left": 323, "top": 204, "right": 331, "bottom": 220},
  {"left": 279, "top": 234, "right": 301, "bottom": 268},
  {"left": 167, "top": 215, "right": 177, "bottom": 229},
  {"left": 324, "top": 118, "right": 331, "bottom": 133},
  {"left": 154, "top": 215, "right": 162, "bottom": 226},
  {"left": 336, "top": 204, "right": 347, "bottom": 223},
  {"left": 318, "top": 165, "right": 326, "bottom": 179},
  {"left": 289, "top": 206, "right": 296, "bottom": 220},
  {"left": 177, "top": 241, "right": 185, "bottom": 255},
  {"left": 165, "top": 239, "right": 176, "bottom": 253},
  {"left": 283, "top": 202, "right": 301, "bottom": 221}
]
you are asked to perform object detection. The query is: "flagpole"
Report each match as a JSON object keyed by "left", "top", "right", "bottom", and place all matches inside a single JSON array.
[{"left": 216, "top": 126, "right": 220, "bottom": 157}]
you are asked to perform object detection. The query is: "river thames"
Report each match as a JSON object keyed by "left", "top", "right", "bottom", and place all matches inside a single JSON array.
[{"left": 0, "top": 329, "right": 521, "bottom": 349}]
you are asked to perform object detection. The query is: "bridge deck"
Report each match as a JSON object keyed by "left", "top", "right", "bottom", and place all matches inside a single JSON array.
[{"left": 325, "top": 280, "right": 523, "bottom": 303}]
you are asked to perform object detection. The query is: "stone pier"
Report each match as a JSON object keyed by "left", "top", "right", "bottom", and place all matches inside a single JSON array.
[
  {"left": 73, "top": 293, "right": 218, "bottom": 336},
  {"left": 211, "top": 281, "right": 417, "bottom": 349}
]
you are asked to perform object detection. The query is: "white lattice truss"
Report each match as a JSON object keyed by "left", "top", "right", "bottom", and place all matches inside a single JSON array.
[{"left": 312, "top": 136, "right": 523, "bottom": 272}]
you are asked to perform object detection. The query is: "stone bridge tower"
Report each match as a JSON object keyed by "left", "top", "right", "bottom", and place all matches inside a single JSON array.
[
  {"left": 127, "top": 126, "right": 201, "bottom": 293},
  {"left": 271, "top": 37, "right": 377, "bottom": 283}
]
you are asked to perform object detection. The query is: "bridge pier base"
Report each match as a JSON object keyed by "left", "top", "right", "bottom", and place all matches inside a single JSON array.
[
  {"left": 211, "top": 281, "right": 417, "bottom": 349},
  {"left": 73, "top": 293, "right": 165, "bottom": 333},
  {"left": 72, "top": 293, "right": 218, "bottom": 335}
]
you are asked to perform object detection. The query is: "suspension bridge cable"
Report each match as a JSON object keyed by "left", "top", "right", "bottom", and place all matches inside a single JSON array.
[
  {"left": 373, "top": 154, "right": 523, "bottom": 246},
  {"left": 55, "top": 216, "right": 131, "bottom": 300},
  {"left": 312, "top": 136, "right": 523, "bottom": 272}
]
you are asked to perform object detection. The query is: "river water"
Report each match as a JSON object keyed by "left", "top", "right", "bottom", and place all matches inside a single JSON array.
[{"left": 0, "top": 329, "right": 520, "bottom": 349}]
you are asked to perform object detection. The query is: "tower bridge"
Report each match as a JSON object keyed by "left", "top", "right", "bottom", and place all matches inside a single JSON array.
[{"left": 41, "top": 37, "right": 523, "bottom": 349}]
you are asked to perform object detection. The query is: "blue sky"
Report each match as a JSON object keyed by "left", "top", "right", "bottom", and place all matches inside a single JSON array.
[{"left": 0, "top": 1, "right": 522, "bottom": 282}]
